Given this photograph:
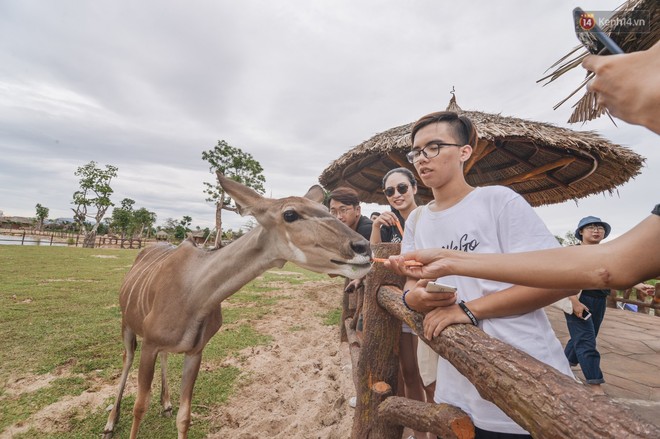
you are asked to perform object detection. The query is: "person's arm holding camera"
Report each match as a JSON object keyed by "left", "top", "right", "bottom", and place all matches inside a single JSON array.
[{"left": 583, "top": 40, "right": 660, "bottom": 134}]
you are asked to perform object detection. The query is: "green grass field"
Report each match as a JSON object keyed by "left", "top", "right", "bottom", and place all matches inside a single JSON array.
[{"left": 0, "top": 245, "right": 337, "bottom": 438}]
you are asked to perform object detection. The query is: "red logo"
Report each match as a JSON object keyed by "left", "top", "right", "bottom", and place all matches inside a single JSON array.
[{"left": 579, "top": 12, "right": 596, "bottom": 31}]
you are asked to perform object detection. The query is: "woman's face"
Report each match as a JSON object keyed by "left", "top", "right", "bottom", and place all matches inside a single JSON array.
[{"left": 383, "top": 172, "right": 416, "bottom": 211}]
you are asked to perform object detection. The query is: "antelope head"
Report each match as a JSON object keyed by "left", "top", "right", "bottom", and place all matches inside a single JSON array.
[{"left": 217, "top": 172, "right": 372, "bottom": 279}]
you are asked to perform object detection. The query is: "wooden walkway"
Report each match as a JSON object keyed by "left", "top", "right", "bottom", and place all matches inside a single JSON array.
[{"left": 546, "top": 306, "right": 660, "bottom": 426}]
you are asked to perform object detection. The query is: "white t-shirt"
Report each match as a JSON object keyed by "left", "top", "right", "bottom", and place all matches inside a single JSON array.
[{"left": 402, "top": 186, "right": 573, "bottom": 434}]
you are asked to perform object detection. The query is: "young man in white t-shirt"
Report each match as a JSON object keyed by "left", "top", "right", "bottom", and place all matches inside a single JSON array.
[{"left": 400, "top": 111, "right": 575, "bottom": 438}]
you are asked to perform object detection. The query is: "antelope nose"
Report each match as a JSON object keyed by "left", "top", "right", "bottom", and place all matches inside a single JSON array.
[{"left": 350, "top": 239, "right": 371, "bottom": 256}]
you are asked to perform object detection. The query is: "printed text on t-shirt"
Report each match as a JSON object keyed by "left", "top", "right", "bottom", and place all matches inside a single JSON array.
[{"left": 441, "top": 233, "right": 479, "bottom": 252}]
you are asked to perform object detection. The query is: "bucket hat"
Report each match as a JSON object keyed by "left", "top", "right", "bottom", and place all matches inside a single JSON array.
[{"left": 575, "top": 216, "right": 611, "bottom": 240}]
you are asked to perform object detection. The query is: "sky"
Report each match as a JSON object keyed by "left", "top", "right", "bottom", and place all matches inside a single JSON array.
[{"left": 1, "top": 0, "right": 657, "bottom": 240}]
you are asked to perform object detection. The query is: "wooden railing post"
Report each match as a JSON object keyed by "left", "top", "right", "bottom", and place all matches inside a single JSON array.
[{"left": 351, "top": 243, "right": 405, "bottom": 439}]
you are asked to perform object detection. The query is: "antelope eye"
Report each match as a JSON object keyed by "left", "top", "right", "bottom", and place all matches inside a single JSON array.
[{"left": 283, "top": 210, "right": 299, "bottom": 222}]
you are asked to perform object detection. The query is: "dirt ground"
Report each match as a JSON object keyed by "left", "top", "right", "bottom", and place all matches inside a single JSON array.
[{"left": 208, "top": 279, "right": 356, "bottom": 438}]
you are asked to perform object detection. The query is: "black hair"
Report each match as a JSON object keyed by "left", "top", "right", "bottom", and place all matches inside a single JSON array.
[
  {"left": 382, "top": 167, "right": 417, "bottom": 189},
  {"left": 410, "top": 111, "right": 478, "bottom": 148},
  {"left": 327, "top": 186, "right": 359, "bottom": 206}
]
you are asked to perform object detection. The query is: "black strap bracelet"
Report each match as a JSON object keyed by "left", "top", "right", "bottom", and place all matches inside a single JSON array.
[
  {"left": 458, "top": 300, "right": 478, "bottom": 326},
  {"left": 402, "top": 289, "right": 414, "bottom": 312}
]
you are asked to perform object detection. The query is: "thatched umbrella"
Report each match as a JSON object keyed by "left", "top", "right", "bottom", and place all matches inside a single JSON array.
[
  {"left": 318, "top": 95, "right": 644, "bottom": 207},
  {"left": 539, "top": 0, "right": 658, "bottom": 123}
]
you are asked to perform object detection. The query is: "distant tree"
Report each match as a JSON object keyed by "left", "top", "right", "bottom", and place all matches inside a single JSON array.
[
  {"left": 35, "top": 203, "right": 49, "bottom": 231},
  {"left": 110, "top": 198, "right": 134, "bottom": 238},
  {"left": 161, "top": 218, "right": 178, "bottom": 235},
  {"left": 111, "top": 199, "right": 156, "bottom": 240},
  {"left": 202, "top": 140, "right": 265, "bottom": 248},
  {"left": 71, "top": 161, "right": 118, "bottom": 248},
  {"left": 132, "top": 208, "right": 156, "bottom": 239},
  {"left": 174, "top": 215, "right": 192, "bottom": 240}
]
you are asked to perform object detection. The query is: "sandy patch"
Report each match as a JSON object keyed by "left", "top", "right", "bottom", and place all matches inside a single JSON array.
[
  {"left": 1, "top": 379, "right": 127, "bottom": 438},
  {"left": 208, "top": 279, "right": 355, "bottom": 439},
  {"left": 3, "top": 374, "right": 58, "bottom": 398},
  {"left": 2, "top": 361, "right": 76, "bottom": 397},
  {"left": 0, "top": 361, "right": 123, "bottom": 438}
]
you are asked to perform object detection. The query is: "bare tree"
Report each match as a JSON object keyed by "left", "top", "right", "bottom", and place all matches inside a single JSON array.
[
  {"left": 35, "top": 203, "right": 49, "bottom": 231},
  {"left": 202, "top": 140, "right": 265, "bottom": 248},
  {"left": 71, "top": 161, "right": 118, "bottom": 248}
]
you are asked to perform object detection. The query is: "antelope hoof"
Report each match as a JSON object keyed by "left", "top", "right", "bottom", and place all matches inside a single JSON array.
[
  {"left": 102, "top": 431, "right": 114, "bottom": 439},
  {"left": 162, "top": 406, "right": 173, "bottom": 417}
]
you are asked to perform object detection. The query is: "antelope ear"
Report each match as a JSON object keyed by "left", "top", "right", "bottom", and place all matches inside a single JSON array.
[
  {"left": 304, "top": 185, "right": 325, "bottom": 204},
  {"left": 216, "top": 171, "right": 263, "bottom": 216}
]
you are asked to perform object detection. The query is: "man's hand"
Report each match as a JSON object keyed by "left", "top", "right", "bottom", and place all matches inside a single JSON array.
[
  {"left": 423, "top": 304, "right": 470, "bottom": 339},
  {"left": 387, "top": 249, "right": 458, "bottom": 279},
  {"left": 404, "top": 279, "right": 457, "bottom": 313}
]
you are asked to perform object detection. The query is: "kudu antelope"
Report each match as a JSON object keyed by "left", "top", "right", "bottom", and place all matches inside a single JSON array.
[{"left": 103, "top": 173, "right": 372, "bottom": 438}]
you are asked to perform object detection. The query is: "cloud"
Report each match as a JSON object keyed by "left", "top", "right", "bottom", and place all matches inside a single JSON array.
[{"left": 1, "top": 0, "right": 655, "bottom": 238}]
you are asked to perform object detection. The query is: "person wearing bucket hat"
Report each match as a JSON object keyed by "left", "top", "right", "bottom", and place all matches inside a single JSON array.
[
  {"left": 563, "top": 216, "right": 613, "bottom": 393},
  {"left": 574, "top": 216, "right": 611, "bottom": 242}
]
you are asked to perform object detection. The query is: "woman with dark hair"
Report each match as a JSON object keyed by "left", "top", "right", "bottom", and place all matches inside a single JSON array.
[
  {"left": 370, "top": 167, "right": 417, "bottom": 244},
  {"left": 370, "top": 167, "right": 431, "bottom": 439}
]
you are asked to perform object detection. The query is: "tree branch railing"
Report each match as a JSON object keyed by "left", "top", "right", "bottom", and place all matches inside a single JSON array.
[{"left": 345, "top": 242, "right": 660, "bottom": 438}]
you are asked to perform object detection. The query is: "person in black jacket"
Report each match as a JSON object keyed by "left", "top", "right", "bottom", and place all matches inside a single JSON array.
[{"left": 328, "top": 186, "right": 372, "bottom": 240}]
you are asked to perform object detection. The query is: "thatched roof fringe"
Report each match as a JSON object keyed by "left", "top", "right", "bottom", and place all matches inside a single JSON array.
[{"left": 319, "top": 107, "right": 644, "bottom": 207}]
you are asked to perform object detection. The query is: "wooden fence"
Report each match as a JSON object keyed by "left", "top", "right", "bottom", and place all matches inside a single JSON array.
[
  {"left": 0, "top": 231, "right": 64, "bottom": 246},
  {"left": 0, "top": 230, "right": 145, "bottom": 249},
  {"left": 343, "top": 243, "right": 659, "bottom": 438}
]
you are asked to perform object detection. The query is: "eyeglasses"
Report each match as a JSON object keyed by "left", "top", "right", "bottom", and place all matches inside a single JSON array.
[
  {"left": 384, "top": 183, "right": 410, "bottom": 197},
  {"left": 406, "top": 142, "right": 464, "bottom": 163},
  {"left": 583, "top": 225, "right": 605, "bottom": 232},
  {"left": 329, "top": 206, "right": 355, "bottom": 217}
]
